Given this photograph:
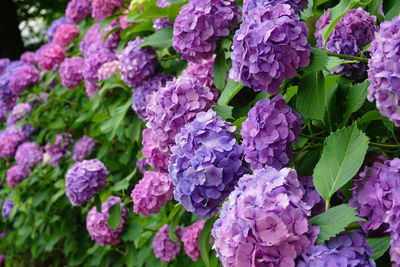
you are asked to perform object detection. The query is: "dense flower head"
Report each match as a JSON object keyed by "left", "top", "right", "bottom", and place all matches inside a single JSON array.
[
  {"left": 44, "top": 133, "right": 73, "bottom": 166},
  {"left": 7, "top": 102, "right": 32, "bottom": 127},
  {"left": 65, "top": 159, "right": 109, "bottom": 206},
  {"left": 6, "top": 165, "right": 31, "bottom": 188},
  {"left": 53, "top": 24, "right": 80, "bottom": 47},
  {"left": 153, "top": 0, "right": 172, "bottom": 31},
  {"left": 182, "top": 220, "right": 205, "bottom": 261},
  {"left": 0, "top": 58, "right": 10, "bottom": 75},
  {"left": 66, "top": 0, "right": 92, "bottom": 22},
  {"left": 73, "top": 136, "right": 95, "bottom": 162},
  {"left": 315, "top": 8, "right": 377, "bottom": 80},
  {"left": 299, "top": 176, "right": 325, "bottom": 217},
  {"left": 212, "top": 167, "right": 319, "bottom": 267},
  {"left": 169, "top": 110, "right": 248, "bottom": 217},
  {"left": 0, "top": 127, "right": 31, "bottom": 158},
  {"left": 243, "top": 0, "right": 307, "bottom": 15},
  {"left": 296, "top": 231, "right": 375, "bottom": 267},
  {"left": 9, "top": 65, "right": 39, "bottom": 95},
  {"left": 97, "top": 60, "right": 120, "bottom": 81},
  {"left": 15, "top": 142, "right": 43, "bottom": 169},
  {"left": 231, "top": 4, "right": 310, "bottom": 94},
  {"left": 131, "top": 171, "right": 173, "bottom": 217},
  {"left": 2, "top": 200, "right": 14, "bottom": 219},
  {"left": 20, "top": 52, "right": 36, "bottom": 65},
  {"left": 136, "top": 158, "right": 148, "bottom": 174},
  {"left": 153, "top": 224, "right": 184, "bottom": 262},
  {"left": 141, "top": 128, "right": 170, "bottom": 172},
  {"left": 37, "top": 44, "right": 67, "bottom": 72},
  {"left": 79, "top": 24, "right": 102, "bottom": 56},
  {"left": 103, "top": 20, "right": 121, "bottom": 52},
  {"left": 132, "top": 73, "right": 173, "bottom": 120},
  {"left": 367, "top": 15, "right": 400, "bottom": 127},
  {"left": 92, "top": 0, "right": 123, "bottom": 21},
  {"left": 86, "top": 196, "right": 128, "bottom": 246},
  {"left": 240, "top": 95, "right": 302, "bottom": 170},
  {"left": 173, "top": 0, "right": 240, "bottom": 62},
  {"left": 83, "top": 45, "right": 117, "bottom": 85},
  {"left": 60, "top": 56, "right": 84, "bottom": 89},
  {"left": 118, "top": 37, "right": 158, "bottom": 87},
  {"left": 47, "top": 17, "right": 74, "bottom": 41},
  {"left": 146, "top": 76, "right": 216, "bottom": 153},
  {"left": 0, "top": 85, "right": 17, "bottom": 122}
]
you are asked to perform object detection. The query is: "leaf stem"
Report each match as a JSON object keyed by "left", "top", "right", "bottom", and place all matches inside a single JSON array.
[
  {"left": 325, "top": 198, "right": 330, "bottom": 211},
  {"left": 369, "top": 142, "right": 400, "bottom": 148},
  {"left": 325, "top": 52, "right": 369, "bottom": 63}
]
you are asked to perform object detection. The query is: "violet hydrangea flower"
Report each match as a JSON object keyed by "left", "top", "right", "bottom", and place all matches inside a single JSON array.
[
  {"left": 44, "top": 133, "right": 73, "bottom": 166},
  {"left": 7, "top": 102, "right": 32, "bottom": 127},
  {"left": 9, "top": 65, "right": 39, "bottom": 95},
  {"left": 66, "top": 0, "right": 92, "bottom": 22},
  {"left": 92, "top": 0, "right": 123, "bottom": 21},
  {"left": 103, "top": 20, "right": 121, "bottom": 52},
  {"left": 65, "top": 159, "right": 109, "bottom": 206},
  {"left": 79, "top": 24, "right": 102, "bottom": 56},
  {"left": 243, "top": 0, "right": 307, "bottom": 15},
  {"left": 97, "top": 60, "right": 120, "bottom": 81},
  {"left": 20, "top": 52, "right": 36, "bottom": 65},
  {"left": 37, "top": 44, "right": 67, "bottom": 72},
  {"left": 60, "top": 57, "right": 84, "bottom": 89},
  {"left": 153, "top": 224, "right": 184, "bottom": 263},
  {"left": 83, "top": 44, "right": 116, "bottom": 85},
  {"left": 141, "top": 128, "right": 170, "bottom": 172},
  {"left": 0, "top": 59, "right": 10, "bottom": 75},
  {"left": 53, "top": 24, "right": 80, "bottom": 47},
  {"left": 182, "top": 220, "right": 206, "bottom": 261},
  {"left": 6, "top": 165, "right": 31, "bottom": 188},
  {"left": 73, "top": 136, "right": 95, "bottom": 162},
  {"left": 136, "top": 158, "right": 148, "bottom": 174},
  {"left": 15, "top": 142, "right": 43, "bottom": 168},
  {"left": 299, "top": 176, "right": 325, "bottom": 217},
  {"left": 231, "top": 4, "right": 310, "bottom": 94},
  {"left": 0, "top": 127, "right": 31, "bottom": 158},
  {"left": 1, "top": 200, "right": 14, "bottom": 219},
  {"left": 47, "top": 17, "right": 74, "bottom": 41},
  {"left": 169, "top": 110, "right": 248, "bottom": 217},
  {"left": 153, "top": 0, "right": 172, "bottom": 31}
]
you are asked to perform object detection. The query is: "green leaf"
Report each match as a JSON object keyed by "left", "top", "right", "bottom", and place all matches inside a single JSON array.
[
  {"left": 218, "top": 78, "right": 244, "bottom": 105},
  {"left": 367, "top": 236, "right": 391, "bottom": 260},
  {"left": 199, "top": 216, "right": 218, "bottom": 267},
  {"left": 358, "top": 110, "right": 386, "bottom": 126},
  {"left": 48, "top": 117, "right": 66, "bottom": 130},
  {"left": 296, "top": 71, "right": 325, "bottom": 121},
  {"left": 326, "top": 57, "right": 348, "bottom": 72},
  {"left": 168, "top": 204, "right": 182, "bottom": 221},
  {"left": 213, "top": 105, "right": 233, "bottom": 120},
  {"left": 122, "top": 222, "right": 143, "bottom": 244},
  {"left": 169, "top": 218, "right": 178, "bottom": 243},
  {"left": 112, "top": 169, "right": 137, "bottom": 191},
  {"left": 232, "top": 116, "right": 247, "bottom": 132},
  {"left": 95, "top": 195, "right": 102, "bottom": 213},
  {"left": 303, "top": 48, "right": 328, "bottom": 73},
  {"left": 213, "top": 49, "right": 227, "bottom": 91},
  {"left": 342, "top": 80, "right": 369, "bottom": 126},
  {"left": 383, "top": 0, "right": 400, "bottom": 20},
  {"left": 106, "top": 202, "right": 122, "bottom": 231},
  {"left": 313, "top": 123, "right": 369, "bottom": 201},
  {"left": 310, "top": 204, "right": 361, "bottom": 243},
  {"left": 100, "top": 98, "right": 132, "bottom": 141},
  {"left": 284, "top": 86, "right": 298, "bottom": 103},
  {"left": 140, "top": 27, "right": 173, "bottom": 48}
]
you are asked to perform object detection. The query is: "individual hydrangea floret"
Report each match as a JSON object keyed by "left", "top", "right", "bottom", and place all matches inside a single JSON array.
[
  {"left": 7, "top": 102, "right": 32, "bottom": 127},
  {"left": 9, "top": 65, "right": 39, "bottom": 95},
  {"left": 212, "top": 167, "right": 319, "bottom": 267},
  {"left": 6, "top": 165, "right": 31, "bottom": 188},
  {"left": 66, "top": 0, "right": 92, "bottom": 22},
  {"left": 15, "top": 142, "right": 43, "bottom": 168},
  {"left": 131, "top": 171, "right": 173, "bottom": 217},
  {"left": 47, "top": 17, "right": 74, "bottom": 41},
  {"left": 37, "top": 44, "right": 67, "bottom": 72},
  {"left": 231, "top": 4, "right": 310, "bottom": 94},
  {"left": 169, "top": 110, "right": 248, "bottom": 217},
  {"left": 20, "top": 52, "right": 36, "bottom": 65},
  {"left": 367, "top": 15, "right": 400, "bottom": 127},
  {"left": 86, "top": 196, "right": 128, "bottom": 246},
  {"left": 65, "top": 159, "right": 109, "bottom": 206},
  {"left": 153, "top": 0, "right": 172, "bottom": 31},
  {"left": 182, "top": 220, "right": 205, "bottom": 261},
  {"left": 296, "top": 231, "right": 376, "bottom": 267},
  {"left": 240, "top": 95, "right": 302, "bottom": 170},
  {"left": 136, "top": 158, "right": 147, "bottom": 174},
  {"left": 97, "top": 60, "right": 120, "bottom": 81},
  {"left": 132, "top": 73, "right": 173, "bottom": 120},
  {"left": 92, "top": 0, "right": 123, "bottom": 21},
  {"left": 243, "top": 0, "right": 307, "bottom": 15},
  {"left": 83, "top": 44, "right": 117, "bottom": 85},
  {"left": 53, "top": 24, "right": 80, "bottom": 47},
  {"left": 0, "top": 127, "right": 31, "bottom": 158},
  {"left": 73, "top": 136, "right": 95, "bottom": 162},
  {"left": 153, "top": 224, "right": 184, "bottom": 262},
  {"left": 315, "top": 8, "right": 377, "bottom": 80},
  {"left": 141, "top": 128, "right": 170, "bottom": 172},
  {"left": 146, "top": 76, "right": 216, "bottom": 153},
  {"left": 44, "top": 133, "right": 73, "bottom": 166},
  {"left": 2, "top": 200, "right": 14, "bottom": 219},
  {"left": 173, "top": 0, "right": 240, "bottom": 62},
  {"left": 60, "top": 56, "right": 84, "bottom": 89}
]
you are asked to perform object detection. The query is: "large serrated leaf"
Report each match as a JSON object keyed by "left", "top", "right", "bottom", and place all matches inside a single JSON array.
[
  {"left": 112, "top": 169, "right": 137, "bottom": 191},
  {"left": 367, "top": 236, "right": 391, "bottom": 260},
  {"left": 296, "top": 71, "right": 325, "bottom": 121}
]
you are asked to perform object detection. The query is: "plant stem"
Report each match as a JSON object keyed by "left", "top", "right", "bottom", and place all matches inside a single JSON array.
[
  {"left": 369, "top": 142, "right": 400, "bottom": 148},
  {"left": 326, "top": 52, "right": 369, "bottom": 63},
  {"left": 325, "top": 198, "right": 330, "bottom": 211}
]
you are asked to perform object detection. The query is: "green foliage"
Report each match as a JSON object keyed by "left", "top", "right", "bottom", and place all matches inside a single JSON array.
[{"left": 367, "top": 236, "right": 391, "bottom": 260}]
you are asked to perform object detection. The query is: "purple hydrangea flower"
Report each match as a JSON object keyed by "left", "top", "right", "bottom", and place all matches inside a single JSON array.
[
  {"left": 73, "top": 136, "right": 95, "bottom": 162},
  {"left": 212, "top": 167, "right": 319, "bottom": 267},
  {"left": 85, "top": 80, "right": 100, "bottom": 99},
  {"left": 15, "top": 142, "right": 43, "bottom": 168},
  {"left": 1, "top": 200, "right": 14, "bottom": 219},
  {"left": 182, "top": 220, "right": 206, "bottom": 261},
  {"left": 142, "top": 128, "right": 170, "bottom": 172},
  {"left": 118, "top": 37, "right": 158, "bottom": 87},
  {"left": 367, "top": 15, "right": 400, "bottom": 127},
  {"left": 45, "top": 133, "right": 73, "bottom": 166},
  {"left": 97, "top": 60, "right": 120, "bottom": 81},
  {"left": 296, "top": 231, "right": 375, "bottom": 267},
  {"left": 9, "top": 65, "right": 39, "bottom": 95},
  {"left": 65, "top": 159, "right": 109, "bottom": 206},
  {"left": 53, "top": 24, "right": 80, "bottom": 47},
  {"left": 37, "top": 44, "right": 67, "bottom": 72},
  {"left": 0, "top": 58, "right": 10, "bottom": 75},
  {"left": 7, "top": 102, "right": 32, "bottom": 127},
  {"left": 80, "top": 24, "right": 102, "bottom": 56},
  {"left": 169, "top": 110, "right": 248, "bottom": 217},
  {"left": 153, "top": 224, "right": 184, "bottom": 262},
  {"left": 103, "top": 20, "right": 121, "bottom": 52},
  {"left": 83, "top": 44, "right": 116, "bottom": 85},
  {"left": 66, "top": 0, "right": 92, "bottom": 22},
  {"left": 146, "top": 76, "right": 216, "bottom": 153},
  {"left": 6, "top": 165, "right": 31, "bottom": 188},
  {"left": 390, "top": 238, "right": 400, "bottom": 265},
  {"left": 153, "top": 0, "right": 172, "bottom": 31},
  {"left": 315, "top": 8, "right": 377, "bottom": 80},
  {"left": 92, "top": 0, "right": 123, "bottom": 21},
  {"left": 136, "top": 158, "right": 148, "bottom": 174},
  {"left": 0, "top": 85, "right": 17, "bottom": 122},
  {"left": 86, "top": 196, "right": 128, "bottom": 246},
  {"left": 240, "top": 95, "right": 303, "bottom": 170},
  {"left": 60, "top": 56, "right": 84, "bottom": 90},
  {"left": 132, "top": 73, "right": 173, "bottom": 120},
  {"left": 47, "top": 17, "right": 74, "bottom": 41},
  {"left": 20, "top": 52, "right": 36, "bottom": 65},
  {"left": 231, "top": 4, "right": 310, "bottom": 94},
  {"left": 0, "top": 127, "right": 31, "bottom": 158},
  {"left": 299, "top": 176, "right": 325, "bottom": 217},
  {"left": 131, "top": 171, "right": 173, "bottom": 217},
  {"left": 243, "top": 0, "right": 307, "bottom": 15},
  {"left": 387, "top": 201, "right": 400, "bottom": 265},
  {"left": 173, "top": 0, "right": 240, "bottom": 62}
]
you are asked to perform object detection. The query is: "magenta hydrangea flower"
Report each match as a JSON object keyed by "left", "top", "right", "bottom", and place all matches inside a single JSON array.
[
  {"left": 53, "top": 24, "right": 80, "bottom": 47},
  {"left": 66, "top": 0, "right": 92, "bottom": 22},
  {"left": 7, "top": 102, "right": 32, "bottom": 127},
  {"left": 182, "top": 220, "right": 205, "bottom": 261},
  {"left": 97, "top": 60, "right": 120, "bottom": 81},
  {"left": 37, "top": 44, "right": 66, "bottom": 72},
  {"left": 79, "top": 24, "right": 102, "bottom": 56},
  {"left": 212, "top": 167, "right": 319, "bottom": 267},
  {"left": 131, "top": 171, "right": 173, "bottom": 217},
  {"left": 44, "top": 133, "right": 73, "bottom": 166},
  {"left": 367, "top": 15, "right": 400, "bottom": 127},
  {"left": 243, "top": 0, "right": 307, "bottom": 15},
  {"left": 296, "top": 231, "right": 375, "bottom": 267},
  {"left": 60, "top": 56, "right": 84, "bottom": 89},
  {"left": 0, "top": 127, "right": 31, "bottom": 159},
  {"left": 132, "top": 73, "right": 173, "bottom": 120},
  {"left": 315, "top": 8, "right": 377, "bottom": 80},
  {"left": 141, "top": 128, "right": 170, "bottom": 172},
  {"left": 240, "top": 95, "right": 302, "bottom": 170},
  {"left": 73, "top": 136, "right": 95, "bottom": 162},
  {"left": 2, "top": 200, "right": 14, "bottom": 219},
  {"left": 9, "top": 65, "right": 39, "bottom": 95},
  {"left": 92, "top": 0, "right": 123, "bottom": 21},
  {"left": 146, "top": 76, "right": 216, "bottom": 153},
  {"left": 231, "top": 4, "right": 310, "bottom": 94},
  {"left": 86, "top": 196, "right": 128, "bottom": 246},
  {"left": 83, "top": 45, "right": 116, "bottom": 85},
  {"left": 153, "top": 0, "right": 172, "bottom": 31},
  {"left": 65, "top": 159, "right": 109, "bottom": 206},
  {"left": 20, "top": 52, "right": 36, "bottom": 65},
  {"left": 173, "top": 0, "right": 240, "bottom": 62},
  {"left": 120, "top": 8, "right": 134, "bottom": 29},
  {"left": 6, "top": 165, "right": 31, "bottom": 188},
  {"left": 0, "top": 255, "right": 4, "bottom": 265},
  {"left": 153, "top": 224, "right": 184, "bottom": 262},
  {"left": 84, "top": 80, "right": 100, "bottom": 99},
  {"left": 15, "top": 142, "right": 43, "bottom": 168},
  {"left": 169, "top": 110, "right": 248, "bottom": 217},
  {"left": 118, "top": 37, "right": 158, "bottom": 87},
  {"left": 47, "top": 17, "right": 74, "bottom": 41}
]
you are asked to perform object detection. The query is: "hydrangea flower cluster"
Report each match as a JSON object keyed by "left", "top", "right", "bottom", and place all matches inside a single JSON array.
[
  {"left": 0, "top": 58, "right": 10, "bottom": 74},
  {"left": 169, "top": 110, "right": 248, "bottom": 217},
  {"left": 173, "top": 0, "right": 240, "bottom": 62},
  {"left": 65, "top": 159, "right": 109, "bottom": 206},
  {"left": 9, "top": 65, "right": 39, "bottom": 95},
  {"left": 53, "top": 24, "right": 80, "bottom": 47},
  {"left": 86, "top": 196, "right": 127, "bottom": 246},
  {"left": 367, "top": 15, "right": 400, "bottom": 127},
  {"left": 92, "top": 0, "right": 123, "bottom": 21},
  {"left": 66, "top": 0, "right": 92, "bottom": 22},
  {"left": 146, "top": 76, "right": 215, "bottom": 153},
  {"left": 315, "top": 8, "right": 377, "bottom": 80},
  {"left": 97, "top": 60, "right": 120, "bottom": 81},
  {"left": 60, "top": 56, "right": 84, "bottom": 89},
  {"left": 153, "top": 225, "right": 183, "bottom": 262},
  {"left": 1, "top": 200, "right": 14, "bottom": 219},
  {"left": 103, "top": 20, "right": 121, "bottom": 52},
  {"left": 240, "top": 95, "right": 302, "bottom": 170},
  {"left": 118, "top": 37, "right": 158, "bottom": 87},
  {"left": 15, "top": 142, "right": 43, "bottom": 168},
  {"left": 299, "top": 176, "right": 325, "bottom": 217},
  {"left": 37, "top": 44, "right": 67, "bottom": 72},
  {"left": 72, "top": 136, "right": 95, "bottom": 162},
  {"left": 7, "top": 102, "right": 32, "bottom": 127},
  {"left": 153, "top": 0, "right": 172, "bottom": 31},
  {"left": 44, "top": 133, "right": 73, "bottom": 166},
  {"left": 20, "top": 52, "right": 36, "bottom": 65},
  {"left": 0, "top": 127, "right": 31, "bottom": 158},
  {"left": 182, "top": 220, "right": 205, "bottom": 261},
  {"left": 79, "top": 24, "right": 102, "bottom": 56},
  {"left": 231, "top": 4, "right": 310, "bottom": 94},
  {"left": 6, "top": 165, "right": 31, "bottom": 188},
  {"left": 132, "top": 73, "right": 173, "bottom": 120},
  {"left": 212, "top": 167, "right": 319, "bottom": 266},
  {"left": 47, "top": 17, "right": 74, "bottom": 41},
  {"left": 243, "top": 0, "right": 308, "bottom": 15},
  {"left": 141, "top": 129, "right": 170, "bottom": 172},
  {"left": 83, "top": 44, "right": 116, "bottom": 85},
  {"left": 136, "top": 158, "right": 148, "bottom": 174},
  {"left": 131, "top": 171, "right": 173, "bottom": 217},
  {"left": 296, "top": 231, "right": 375, "bottom": 267}
]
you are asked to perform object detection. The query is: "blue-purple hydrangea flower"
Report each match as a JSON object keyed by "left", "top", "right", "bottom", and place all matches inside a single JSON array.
[
  {"left": 9, "top": 65, "right": 39, "bottom": 95},
  {"left": 83, "top": 44, "right": 116, "bottom": 85},
  {"left": 1, "top": 200, "right": 14, "bottom": 220},
  {"left": 153, "top": 0, "right": 172, "bottom": 31},
  {"left": 73, "top": 136, "right": 95, "bottom": 162},
  {"left": 15, "top": 142, "right": 43, "bottom": 169},
  {"left": 243, "top": 0, "right": 307, "bottom": 15},
  {"left": 153, "top": 224, "right": 184, "bottom": 262},
  {"left": 60, "top": 56, "right": 84, "bottom": 89},
  {"left": 6, "top": 165, "right": 31, "bottom": 188},
  {"left": 66, "top": 0, "right": 92, "bottom": 22},
  {"left": 47, "top": 17, "right": 74, "bottom": 41}
]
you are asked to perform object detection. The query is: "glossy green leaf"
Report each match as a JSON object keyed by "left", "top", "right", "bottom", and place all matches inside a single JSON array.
[
  {"left": 213, "top": 49, "right": 227, "bottom": 91},
  {"left": 106, "top": 202, "right": 122, "bottom": 231},
  {"left": 367, "top": 236, "right": 391, "bottom": 260},
  {"left": 296, "top": 71, "right": 325, "bottom": 121}
]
